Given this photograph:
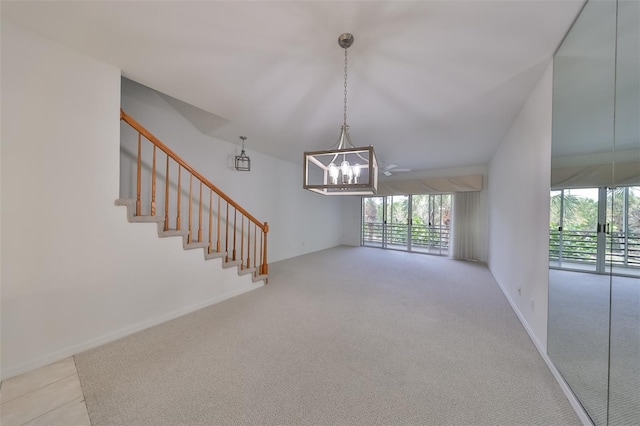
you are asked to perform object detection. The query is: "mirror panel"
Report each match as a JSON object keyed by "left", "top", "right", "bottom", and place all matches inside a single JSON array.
[
  {"left": 550, "top": 0, "right": 640, "bottom": 424},
  {"left": 609, "top": 0, "right": 640, "bottom": 423},
  {"left": 549, "top": 0, "right": 617, "bottom": 424}
]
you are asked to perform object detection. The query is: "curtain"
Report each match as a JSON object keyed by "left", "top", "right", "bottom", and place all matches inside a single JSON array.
[
  {"left": 551, "top": 161, "right": 640, "bottom": 189},
  {"left": 451, "top": 191, "right": 481, "bottom": 261},
  {"left": 377, "top": 174, "right": 483, "bottom": 196}
]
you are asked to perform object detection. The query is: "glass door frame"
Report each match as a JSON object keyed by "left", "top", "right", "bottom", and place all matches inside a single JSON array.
[{"left": 385, "top": 195, "right": 410, "bottom": 251}]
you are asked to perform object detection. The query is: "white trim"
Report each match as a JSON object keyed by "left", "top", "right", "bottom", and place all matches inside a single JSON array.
[
  {"left": 493, "top": 279, "right": 594, "bottom": 426},
  {"left": 0, "top": 283, "right": 263, "bottom": 381}
]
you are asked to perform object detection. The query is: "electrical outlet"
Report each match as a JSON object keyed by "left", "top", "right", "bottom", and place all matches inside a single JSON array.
[
  {"left": 517, "top": 287, "right": 521, "bottom": 295},
  {"left": 530, "top": 298, "right": 535, "bottom": 310}
]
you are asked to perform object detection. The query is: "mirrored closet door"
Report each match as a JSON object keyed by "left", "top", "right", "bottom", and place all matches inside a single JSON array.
[{"left": 549, "top": 0, "right": 639, "bottom": 424}]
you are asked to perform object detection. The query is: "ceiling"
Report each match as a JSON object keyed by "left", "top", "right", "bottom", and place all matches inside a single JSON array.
[{"left": 2, "top": 0, "right": 584, "bottom": 173}]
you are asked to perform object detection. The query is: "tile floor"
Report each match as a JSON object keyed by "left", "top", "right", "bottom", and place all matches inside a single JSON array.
[{"left": 0, "top": 357, "right": 90, "bottom": 426}]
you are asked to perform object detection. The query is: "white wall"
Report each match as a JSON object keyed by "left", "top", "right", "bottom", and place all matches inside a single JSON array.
[
  {"left": 0, "top": 21, "right": 343, "bottom": 379},
  {"left": 487, "top": 61, "right": 553, "bottom": 348},
  {"left": 340, "top": 196, "right": 362, "bottom": 246}
]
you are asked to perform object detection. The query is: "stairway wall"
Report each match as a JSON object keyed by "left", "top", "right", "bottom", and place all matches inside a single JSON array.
[{"left": 0, "top": 20, "right": 343, "bottom": 380}]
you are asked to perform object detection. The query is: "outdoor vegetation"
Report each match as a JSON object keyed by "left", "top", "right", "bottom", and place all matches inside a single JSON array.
[
  {"left": 362, "top": 194, "right": 451, "bottom": 252},
  {"left": 550, "top": 186, "right": 640, "bottom": 269}
]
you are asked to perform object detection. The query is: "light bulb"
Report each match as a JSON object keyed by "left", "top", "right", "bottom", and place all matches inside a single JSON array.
[
  {"left": 341, "top": 160, "right": 351, "bottom": 175},
  {"left": 353, "top": 163, "right": 361, "bottom": 183},
  {"left": 328, "top": 162, "right": 339, "bottom": 184},
  {"left": 341, "top": 160, "right": 352, "bottom": 184}
]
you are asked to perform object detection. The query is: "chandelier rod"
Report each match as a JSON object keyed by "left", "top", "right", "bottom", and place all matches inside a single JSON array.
[{"left": 343, "top": 46, "right": 348, "bottom": 128}]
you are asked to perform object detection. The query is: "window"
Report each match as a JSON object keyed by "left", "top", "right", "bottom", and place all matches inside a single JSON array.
[
  {"left": 362, "top": 194, "right": 451, "bottom": 255},
  {"left": 550, "top": 186, "right": 640, "bottom": 275}
]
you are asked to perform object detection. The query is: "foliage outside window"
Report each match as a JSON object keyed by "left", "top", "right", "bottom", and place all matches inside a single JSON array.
[
  {"left": 362, "top": 194, "right": 451, "bottom": 255},
  {"left": 550, "top": 186, "right": 640, "bottom": 269}
]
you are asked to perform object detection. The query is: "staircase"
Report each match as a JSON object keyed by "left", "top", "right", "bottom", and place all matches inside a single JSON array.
[{"left": 118, "top": 109, "right": 268, "bottom": 283}]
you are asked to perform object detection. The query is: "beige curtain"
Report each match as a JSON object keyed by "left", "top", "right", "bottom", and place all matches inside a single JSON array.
[
  {"left": 551, "top": 161, "right": 640, "bottom": 189},
  {"left": 451, "top": 191, "right": 481, "bottom": 261},
  {"left": 377, "top": 174, "right": 483, "bottom": 196}
]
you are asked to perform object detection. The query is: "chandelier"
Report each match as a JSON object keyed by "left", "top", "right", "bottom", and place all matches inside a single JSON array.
[
  {"left": 303, "top": 33, "right": 378, "bottom": 195},
  {"left": 235, "top": 136, "right": 251, "bottom": 171}
]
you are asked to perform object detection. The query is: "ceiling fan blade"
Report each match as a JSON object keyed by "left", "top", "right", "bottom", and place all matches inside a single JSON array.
[
  {"left": 393, "top": 168, "right": 412, "bottom": 172},
  {"left": 384, "top": 164, "right": 398, "bottom": 171},
  {"left": 383, "top": 170, "right": 393, "bottom": 176}
]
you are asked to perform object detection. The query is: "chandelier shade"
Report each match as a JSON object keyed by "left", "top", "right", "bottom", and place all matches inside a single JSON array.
[
  {"left": 303, "top": 33, "right": 378, "bottom": 195},
  {"left": 235, "top": 136, "right": 250, "bottom": 171},
  {"left": 303, "top": 127, "right": 378, "bottom": 195}
]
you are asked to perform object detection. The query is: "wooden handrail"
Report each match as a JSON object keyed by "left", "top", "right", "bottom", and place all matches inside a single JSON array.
[{"left": 121, "top": 109, "right": 266, "bottom": 231}]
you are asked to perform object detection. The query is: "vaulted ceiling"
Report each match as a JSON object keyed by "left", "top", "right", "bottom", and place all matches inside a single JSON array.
[{"left": 2, "top": 1, "right": 584, "bottom": 173}]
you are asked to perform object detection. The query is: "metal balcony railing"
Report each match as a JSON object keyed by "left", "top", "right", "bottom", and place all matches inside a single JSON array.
[
  {"left": 362, "top": 223, "right": 450, "bottom": 252},
  {"left": 549, "top": 229, "right": 640, "bottom": 269},
  {"left": 607, "top": 231, "right": 640, "bottom": 268}
]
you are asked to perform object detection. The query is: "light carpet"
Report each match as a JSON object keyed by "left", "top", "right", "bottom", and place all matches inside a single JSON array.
[
  {"left": 75, "top": 246, "right": 580, "bottom": 425},
  {"left": 548, "top": 269, "right": 639, "bottom": 425}
]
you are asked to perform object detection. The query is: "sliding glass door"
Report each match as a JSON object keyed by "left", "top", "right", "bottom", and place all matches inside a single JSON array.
[
  {"left": 362, "top": 194, "right": 451, "bottom": 255},
  {"left": 550, "top": 186, "right": 640, "bottom": 276},
  {"left": 550, "top": 187, "right": 601, "bottom": 272},
  {"left": 414, "top": 194, "right": 451, "bottom": 255},
  {"left": 362, "top": 197, "right": 385, "bottom": 247},
  {"left": 607, "top": 186, "right": 640, "bottom": 274},
  {"left": 386, "top": 195, "right": 410, "bottom": 250}
]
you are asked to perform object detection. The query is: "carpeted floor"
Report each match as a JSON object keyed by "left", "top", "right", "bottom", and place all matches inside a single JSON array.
[
  {"left": 548, "top": 269, "right": 640, "bottom": 426},
  {"left": 75, "top": 246, "right": 580, "bottom": 425}
]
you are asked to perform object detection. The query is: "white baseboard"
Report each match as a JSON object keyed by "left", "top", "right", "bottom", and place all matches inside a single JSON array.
[
  {"left": 1, "top": 283, "right": 263, "bottom": 381},
  {"left": 493, "top": 279, "right": 593, "bottom": 426}
]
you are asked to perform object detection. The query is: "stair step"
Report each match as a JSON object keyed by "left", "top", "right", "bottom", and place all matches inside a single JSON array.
[
  {"left": 222, "top": 259, "right": 242, "bottom": 269},
  {"left": 116, "top": 198, "right": 268, "bottom": 284},
  {"left": 184, "top": 241, "right": 209, "bottom": 250},
  {"left": 159, "top": 229, "right": 188, "bottom": 238},
  {"left": 238, "top": 267, "right": 256, "bottom": 276},
  {"left": 204, "top": 251, "right": 227, "bottom": 260},
  {"left": 130, "top": 215, "right": 163, "bottom": 223},
  {"left": 252, "top": 274, "right": 268, "bottom": 284},
  {"left": 115, "top": 199, "right": 134, "bottom": 208}
]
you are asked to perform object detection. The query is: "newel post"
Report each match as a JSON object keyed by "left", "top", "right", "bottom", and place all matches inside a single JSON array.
[{"left": 261, "top": 222, "right": 269, "bottom": 276}]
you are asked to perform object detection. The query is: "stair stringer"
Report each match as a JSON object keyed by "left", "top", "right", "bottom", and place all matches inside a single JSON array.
[{"left": 115, "top": 199, "right": 268, "bottom": 284}]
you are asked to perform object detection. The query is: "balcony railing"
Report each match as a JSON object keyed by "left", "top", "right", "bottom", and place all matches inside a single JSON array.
[
  {"left": 607, "top": 231, "right": 640, "bottom": 268},
  {"left": 363, "top": 222, "right": 450, "bottom": 252},
  {"left": 549, "top": 230, "right": 598, "bottom": 264},
  {"left": 549, "top": 229, "right": 640, "bottom": 269},
  {"left": 411, "top": 224, "right": 450, "bottom": 250}
]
